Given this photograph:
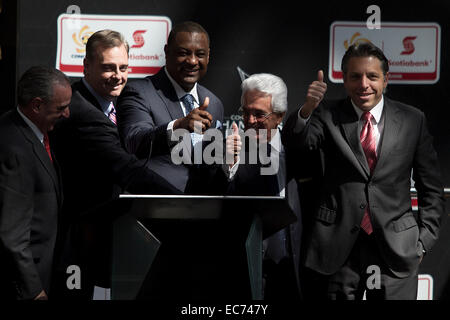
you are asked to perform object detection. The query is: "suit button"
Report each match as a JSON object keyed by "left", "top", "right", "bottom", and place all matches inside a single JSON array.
[
  {"left": 360, "top": 204, "right": 366, "bottom": 209},
  {"left": 351, "top": 226, "right": 360, "bottom": 233}
]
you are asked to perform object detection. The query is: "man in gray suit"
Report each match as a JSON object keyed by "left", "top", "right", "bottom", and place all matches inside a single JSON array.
[
  {"left": 282, "top": 42, "right": 444, "bottom": 299},
  {"left": 0, "top": 66, "right": 71, "bottom": 300},
  {"left": 117, "top": 21, "right": 224, "bottom": 194}
]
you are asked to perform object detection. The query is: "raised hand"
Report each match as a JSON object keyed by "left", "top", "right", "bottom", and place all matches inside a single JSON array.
[
  {"left": 301, "top": 70, "right": 327, "bottom": 118},
  {"left": 226, "top": 121, "right": 242, "bottom": 166},
  {"left": 174, "top": 97, "right": 213, "bottom": 133}
]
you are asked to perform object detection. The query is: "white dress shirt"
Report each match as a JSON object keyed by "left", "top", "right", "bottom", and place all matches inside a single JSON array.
[
  {"left": 164, "top": 67, "right": 203, "bottom": 148},
  {"left": 294, "top": 96, "right": 385, "bottom": 154},
  {"left": 82, "top": 78, "right": 115, "bottom": 117},
  {"left": 17, "top": 106, "right": 45, "bottom": 146}
]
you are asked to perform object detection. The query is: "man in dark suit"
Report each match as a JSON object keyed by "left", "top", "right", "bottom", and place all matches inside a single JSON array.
[
  {"left": 225, "top": 73, "right": 302, "bottom": 301},
  {"left": 0, "top": 66, "right": 71, "bottom": 300},
  {"left": 282, "top": 42, "right": 444, "bottom": 299},
  {"left": 117, "top": 21, "right": 224, "bottom": 194},
  {"left": 50, "top": 30, "right": 178, "bottom": 300}
]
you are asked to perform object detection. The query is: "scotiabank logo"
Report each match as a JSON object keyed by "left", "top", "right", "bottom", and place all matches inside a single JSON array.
[
  {"left": 401, "top": 36, "right": 417, "bottom": 55},
  {"left": 131, "top": 30, "right": 147, "bottom": 48}
]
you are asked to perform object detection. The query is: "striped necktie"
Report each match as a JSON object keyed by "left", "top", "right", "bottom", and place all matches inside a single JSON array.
[{"left": 108, "top": 102, "right": 117, "bottom": 125}]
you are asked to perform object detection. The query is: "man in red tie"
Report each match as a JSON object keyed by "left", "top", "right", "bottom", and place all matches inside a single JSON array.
[
  {"left": 0, "top": 66, "right": 71, "bottom": 300},
  {"left": 282, "top": 42, "right": 444, "bottom": 299}
]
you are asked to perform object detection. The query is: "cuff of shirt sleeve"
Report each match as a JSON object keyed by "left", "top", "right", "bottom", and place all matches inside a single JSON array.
[
  {"left": 167, "top": 120, "right": 177, "bottom": 148},
  {"left": 222, "top": 158, "right": 240, "bottom": 181},
  {"left": 294, "top": 105, "right": 310, "bottom": 133}
]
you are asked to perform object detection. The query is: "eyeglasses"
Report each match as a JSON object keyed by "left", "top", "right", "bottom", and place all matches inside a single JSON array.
[{"left": 238, "top": 106, "right": 273, "bottom": 122}]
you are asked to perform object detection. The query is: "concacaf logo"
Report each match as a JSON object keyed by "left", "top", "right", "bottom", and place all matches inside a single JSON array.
[
  {"left": 344, "top": 32, "right": 371, "bottom": 50},
  {"left": 72, "top": 25, "right": 93, "bottom": 53}
]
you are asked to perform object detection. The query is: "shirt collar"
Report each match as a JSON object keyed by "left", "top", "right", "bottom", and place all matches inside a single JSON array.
[
  {"left": 82, "top": 78, "right": 113, "bottom": 114},
  {"left": 17, "top": 106, "right": 44, "bottom": 144},
  {"left": 164, "top": 67, "right": 199, "bottom": 104},
  {"left": 351, "top": 95, "right": 384, "bottom": 124}
]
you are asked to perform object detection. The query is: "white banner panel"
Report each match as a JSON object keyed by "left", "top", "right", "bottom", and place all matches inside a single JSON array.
[
  {"left": 329, "top": 21, "right": 440, "bottom": 84},
  {"left": 417, "top": 274, "right": 434, "bottom": 300},
  {"left": 56, "top": 14, "right": 171, "bottom": 77}
]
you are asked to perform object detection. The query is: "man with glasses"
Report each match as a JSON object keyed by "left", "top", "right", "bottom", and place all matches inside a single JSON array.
[{"left": 225, "top": 73, "right": 303, "bottom": 301}]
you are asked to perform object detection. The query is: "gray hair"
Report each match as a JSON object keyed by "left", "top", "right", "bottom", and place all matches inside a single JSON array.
[{"left": 241, "top": 73, "right": 287, "bottom": 113}]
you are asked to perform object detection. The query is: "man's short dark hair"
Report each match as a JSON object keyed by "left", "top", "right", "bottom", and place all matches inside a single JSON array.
[
  {"left": 17, "top": 66, "right": 70, "bottom": 106},
  {"left": 167, "top": 21, "right": 210, "bottom": 47},
  {"left": 85, "top": 29, "right": 129, "bottom": 62},
  {"left": 341, "top": 42, "right": 389, "bottom": 76}
]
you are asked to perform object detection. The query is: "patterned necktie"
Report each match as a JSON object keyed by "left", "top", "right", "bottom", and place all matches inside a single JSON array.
[
  {"left": 43, "top": 134, "right": 53, "bottom": 162},
  {"left": 181, "top": 93, "right": 202, "bottom": 148},
  {"left": 360, "top": 112, "right": 377, "bottom": 235},
  {"left": 108, "top": 102, "right": 117, "bottom": 125},
  {"left": 181, "top": 94, "right": 195, "bottom": 114}
]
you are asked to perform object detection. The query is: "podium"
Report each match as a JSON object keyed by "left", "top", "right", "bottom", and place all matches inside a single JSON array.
[{"left": 111, "top": 195, "right": 296, "bottom": 300}]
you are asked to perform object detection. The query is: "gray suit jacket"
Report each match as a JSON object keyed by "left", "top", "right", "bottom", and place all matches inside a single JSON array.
[
  {"left": 282, "top": 97, "right": 444, "bottom": 278},
  {"left": 0, "top": 110, "right": 62, "bottom": 299},
  {"left": 117, "top": 68, "right": 224, "bottom": 193}
]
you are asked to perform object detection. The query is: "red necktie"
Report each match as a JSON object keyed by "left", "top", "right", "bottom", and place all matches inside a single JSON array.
[
  {"left": 43, "top": 134, "right": 53, "bottom": 162},
  {"left": 360, "top": 112, "right": 377, "bottom": 235}
]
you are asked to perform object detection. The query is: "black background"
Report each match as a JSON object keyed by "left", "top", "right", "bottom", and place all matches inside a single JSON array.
[{"left": 1, "top": 0, "right": 449, "bottom": 299}]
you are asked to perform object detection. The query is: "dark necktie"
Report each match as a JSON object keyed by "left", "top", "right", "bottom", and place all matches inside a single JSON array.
[
  {"left": 181, "top": 93, "right": 202, "bottom": 147},
  {"left": 108, "top": 102, "right": 117, "bottom": 125},
  {"left": 262, "top": 143, "right": 288, "bottom": 263},
  {"left": 43, "top": 134, "right": 53, "bottom": 162},
  {"left": 181, "top": 93, "right": 195, "bottom": 114},
  {"left": 360, "top": 112, "right": 377, "bottom": 235}
]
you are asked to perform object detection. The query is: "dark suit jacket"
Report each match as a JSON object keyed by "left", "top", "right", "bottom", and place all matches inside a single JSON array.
[
  {"left": 117, "top": 68, "right": 224, "bottom": 194},
  {"left": 282, "top": 97, "right": 444, "bottom": 278},
  {"left": 51, "top": 80, "right": 178, "bottom": 219},
  {"left": 50, "top": 80, "right": 179, "bottom": 294},
  {"left": 0, "top": 110, "right": 62, "bottom": 299},
  {"left": 226, "top": 139, "right": 302, "bottom": 294}
]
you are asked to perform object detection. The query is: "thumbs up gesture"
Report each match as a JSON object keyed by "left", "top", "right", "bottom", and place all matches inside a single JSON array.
[
  {"left": 301, "top": 70, "right": 327, "bottom": 118},
  {"left": 226, "top": 121, "right": 242, "bottom": 166},
  {"left": 174, "top": 96, "right": 213, "bottom": 132}
]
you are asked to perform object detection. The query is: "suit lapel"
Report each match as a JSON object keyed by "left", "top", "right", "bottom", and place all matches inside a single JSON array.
[
  {"left": 12, "top": 112, "right": 62, "bottom": 201},
  {"left": 339, "top": 99, "right": 370, "bottom": 177},
  {"left": 375, "top": 98, "right": 402, "bottom": 174},
  {"left": 152, "top": 69, "right": 185, "bottom": 120},
  {"left": 197, "top": 86, "right": 216, "bottom": 125},
  {"left": 75, "top": 80, "right": 104, "bottom": 113}
]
